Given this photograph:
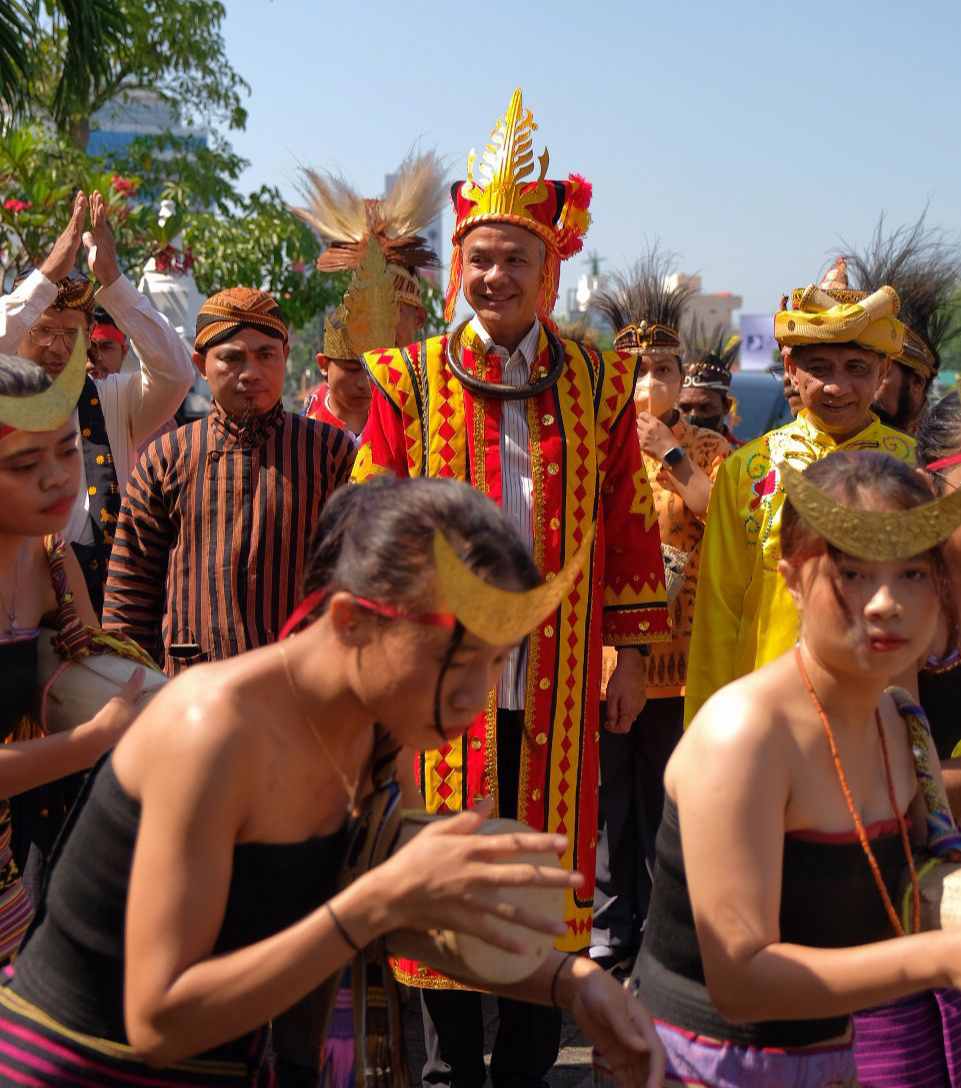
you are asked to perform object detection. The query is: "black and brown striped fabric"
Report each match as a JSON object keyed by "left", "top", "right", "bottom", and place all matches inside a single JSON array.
[{"left": 103, "top": 401, "right": 354, "bottom": 674}]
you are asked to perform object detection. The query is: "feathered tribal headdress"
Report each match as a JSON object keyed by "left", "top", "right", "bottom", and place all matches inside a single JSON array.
[
  {"left": 446, "top": 88, "right": 592, "bottom": 323},
  {"left": 291, "top": 150, "right": 447, "bottom": 312},
  {"left": 591, "top": 246, "right": 695, "bottom": 355},
  {"left": 683, "top": 320, "right": 740, "bottom": 391},
  {"left": 322, "top": 239, "right": 398, "bottom": 362},
  {"left": 839, "top": 214, "right": 961, "bottom": 380}
]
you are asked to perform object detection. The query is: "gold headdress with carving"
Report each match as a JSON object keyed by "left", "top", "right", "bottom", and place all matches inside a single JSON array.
[
  {"left": 292, "top": 151, "right": 446, "bottom": 315},
  {"left": 775, "top": 276, "right": 906, "bottom": 357},
  {"left": 433, "top": 527, "right": 593, "bottom": 646},
  {"left": 0, "top": 335, "right": 86, "bottom": 434},
  {"left": 781, "top": 462, "right": 961, "bottom": 561},
  {"left": 322, "top": 239, "right": 398, "bottom": 362},
  {"left": 446, "top": 88, "right": 592, "bottom": 322}
]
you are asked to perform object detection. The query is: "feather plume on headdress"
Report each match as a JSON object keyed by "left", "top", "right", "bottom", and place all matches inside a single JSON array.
[
  {"left": 682, "top": 319, "right": 739, "bottom": 391},
  {"left": 590, "top": 245, "right": 696, "bottom": 355},
  {"left": 291, "top": 150, "right": 447, "bottom": 275},
  {"left": 839, "top": 212, "right": 961, "bottom": 378}
]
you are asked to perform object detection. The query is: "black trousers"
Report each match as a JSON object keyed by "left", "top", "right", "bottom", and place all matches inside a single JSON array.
[
  {"left": 591, "top": 696, "right": 684, "bottom": 959},
  {"left": 420, "top": 709, "right": 562, "bottom": 1088}
]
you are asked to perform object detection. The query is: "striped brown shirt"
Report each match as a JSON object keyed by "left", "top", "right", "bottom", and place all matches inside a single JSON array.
[{"left": 103, "top": 401, "right": 354, "bottom": 674}]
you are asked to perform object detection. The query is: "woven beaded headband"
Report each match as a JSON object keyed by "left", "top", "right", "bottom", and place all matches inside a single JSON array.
[{"left": 781, "top": 462, "right": 961, "bottom": 561}]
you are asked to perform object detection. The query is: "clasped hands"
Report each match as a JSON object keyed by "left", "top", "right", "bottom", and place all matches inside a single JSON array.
[{"left": 38, "top": 190, "right": 122, "bottom": 291}]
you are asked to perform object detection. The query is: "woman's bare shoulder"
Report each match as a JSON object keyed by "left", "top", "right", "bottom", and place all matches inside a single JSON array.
[
  {"left": 113, "top": 659, "right": 264, "bottom": 797},
  {"left": 674, "top": 662, "right": 796, "bottom": 777}
]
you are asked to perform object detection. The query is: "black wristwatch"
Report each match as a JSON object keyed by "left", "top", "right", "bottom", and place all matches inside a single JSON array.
[{"left": 661, "top": 445, "right": 685, "bottom": 468}]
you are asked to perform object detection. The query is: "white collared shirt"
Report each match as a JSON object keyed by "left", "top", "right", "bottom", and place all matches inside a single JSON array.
[
  {"left": 468, "top": 316, "right": 540, "bottom": 710},
  {"left": 0, "top": 270, "right": 195, "bottom": 544}
]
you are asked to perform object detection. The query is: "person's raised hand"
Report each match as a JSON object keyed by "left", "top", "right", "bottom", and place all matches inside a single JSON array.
[
  {"left": 39, "top": 191, "right": 87, "bottom": 283},
  {"left": 83, "top": 190, "right": 121, "bottom": 289},
  {"left": 635, "top": 412, "right": 676, "bottom": 461},
  {"left": 374, "top": 799, "right": 582, "bottom": 954},
  {"left": 565, "top": 960, "right": 666, "bottom": 1088}
]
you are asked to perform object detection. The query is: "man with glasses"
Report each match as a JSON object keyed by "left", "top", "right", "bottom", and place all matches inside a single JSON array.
[{"left": 0, "top": 191, "right": 193, "bottom": 615}]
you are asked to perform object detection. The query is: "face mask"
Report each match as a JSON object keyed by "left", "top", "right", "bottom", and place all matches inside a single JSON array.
[{"left": 685, "top": 412, "right": 723, "bottom": 432}]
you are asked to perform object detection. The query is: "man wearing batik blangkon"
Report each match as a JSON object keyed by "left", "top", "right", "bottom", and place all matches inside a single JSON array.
[
  {"left": 353, "top": 88, "right": 669, "bottom": 1088},
  {"left": 103, "top": 288, "right": 354, "bottom": 675}
]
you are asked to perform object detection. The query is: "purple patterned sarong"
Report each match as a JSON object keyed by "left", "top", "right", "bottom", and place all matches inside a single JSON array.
[
  {"left": 594, "top": 1018, "right": 859, "bottom": 1087},
  {"left": 854, "top": 989, "right": 961, "bottom": 1087}
]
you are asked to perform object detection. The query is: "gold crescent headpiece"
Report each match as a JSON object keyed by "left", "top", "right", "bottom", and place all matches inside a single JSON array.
[
  {"left": 433, "top": 527, "right": 594, "bottom": 645},
  {"left": 781, "top": 462, "right": 961, "bottom": 561},
  {"left": 0, "top": 334, "right": 87, "bottom": 433}
]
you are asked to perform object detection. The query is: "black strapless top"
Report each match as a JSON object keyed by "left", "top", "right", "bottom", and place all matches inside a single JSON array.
[
  {"left": 919, "top": 667, "right": 961, "bottom": 761},
  {"left": 0, "top": 637, "right": 38, "bottom": 735},
  {"left": 11, "top": 758, "right": 350, "bottom": 1063},
  {"left": 635, "top": 796, "right": 907, "bottom": 1048}
]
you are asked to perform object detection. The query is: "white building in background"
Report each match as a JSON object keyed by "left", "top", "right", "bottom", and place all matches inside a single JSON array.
[
  {"left": 667, "top": 274, "right": 742, "bottom": 340},
  {"left": 564, "top": 262, "right": 742, "bottom": 339},
  {"left": 87, "top": 90, "right": 205, "bottom": 157}
]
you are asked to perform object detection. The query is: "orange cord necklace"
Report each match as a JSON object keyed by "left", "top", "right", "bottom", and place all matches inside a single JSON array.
[{"left": 795, "top": 646, "right": 920, "bottom": 937}]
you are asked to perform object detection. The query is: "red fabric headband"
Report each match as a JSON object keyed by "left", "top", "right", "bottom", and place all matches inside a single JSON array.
[
  {"left": 91, "top": 324, "right": 126, "bottom": 346},
  {"left": 927, "top": 452, "right": 961, "bottom": 473},
  {"left": 279, "top": 588, "right": 455, "bottom": 641}
]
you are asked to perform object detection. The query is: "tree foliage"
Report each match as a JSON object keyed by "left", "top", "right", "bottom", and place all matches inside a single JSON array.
[
  {"left": 0, "top": 126, "right": 344, "bottom": 330},
  {"left": 3, "top": 0, "right": 248, "bottom": 148}
]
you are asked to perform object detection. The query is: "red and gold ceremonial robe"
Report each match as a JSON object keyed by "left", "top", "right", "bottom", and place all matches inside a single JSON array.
[{"left": 352, "top": 325, "right": 669, "bottom": 973}]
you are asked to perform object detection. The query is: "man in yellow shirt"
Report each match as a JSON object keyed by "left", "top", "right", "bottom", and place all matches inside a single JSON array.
[{"left": 684, "top": 274, "right": 915, "bottom": 726}]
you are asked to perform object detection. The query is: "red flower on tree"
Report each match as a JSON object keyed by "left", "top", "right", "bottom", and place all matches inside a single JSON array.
[
  {"left": 3, "top": 198, "right": 31, "bottom": 214},
  {"left": 111, "top": 175, "right": 138, "bottom": 197}
]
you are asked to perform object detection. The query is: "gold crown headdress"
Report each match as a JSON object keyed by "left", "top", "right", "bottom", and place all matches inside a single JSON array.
[
  {"left": 781, "top": 461, "right": 961, "bottom": 561},
  {"left": 446, "top": 89, "right": 592, "bottom": 322},
  {"left": 0, "top": 335, "right": 87, "bottom": 435},
  {"left": 433, "top": 527, "right": 593, "bottom": 645},
  {"left": 292, "top": 151, "right": 446, "bottom": 314},
  {"left": 323, "top": 239, "right": 398, "bottom": 362}
]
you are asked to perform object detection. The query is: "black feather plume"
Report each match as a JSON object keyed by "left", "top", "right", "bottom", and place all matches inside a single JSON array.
[{"left": 840, "top": 212, "right": 961, "bottom": 365}]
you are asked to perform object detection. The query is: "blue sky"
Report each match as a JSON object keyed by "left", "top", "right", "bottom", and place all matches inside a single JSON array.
[{"left": 222, "top": 0, "right": 961, "bottom": 316}]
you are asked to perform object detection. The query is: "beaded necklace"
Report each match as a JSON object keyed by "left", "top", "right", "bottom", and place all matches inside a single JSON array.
[{"left": 795, "top": 645, "right": 920, "bottom": 937}]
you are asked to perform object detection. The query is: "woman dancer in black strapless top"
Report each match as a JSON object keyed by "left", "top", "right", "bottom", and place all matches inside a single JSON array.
[
  {"left": 0, "top": 474, "right": 664, "bottom": 1088},
  {"left": 614, "top": 451, "right": 961, "bottom": 1088},
  {"left": 0, "top": 353, "right": 142, "bottom": 965}
]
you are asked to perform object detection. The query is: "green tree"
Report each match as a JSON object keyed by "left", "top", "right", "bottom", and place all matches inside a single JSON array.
[
  {"left": 0, "top": 125, "right": 344, "bottom": 331},
  {"left": 939, "top": 288, "right": 961, "bottom": 374},
  {"left": 18, "top": 0, "right": 248, "bottom": 148},
  {"left": 0, "top": 0, "right": 125, "bottom": 129}
]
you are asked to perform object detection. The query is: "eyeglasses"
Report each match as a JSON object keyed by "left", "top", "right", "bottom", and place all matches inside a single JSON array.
[{"left": 29, "top": 325, "right": 81, "bottom": 348}]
